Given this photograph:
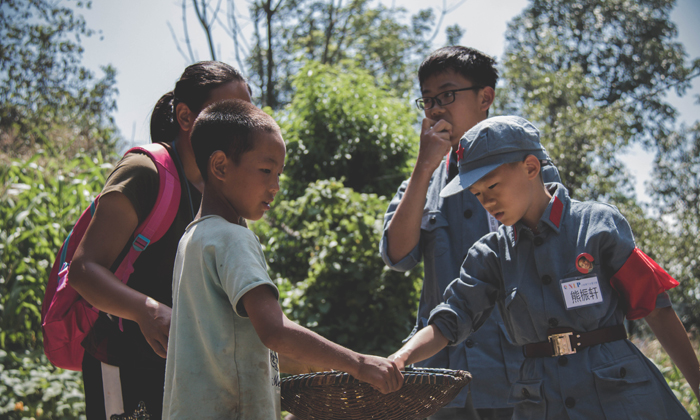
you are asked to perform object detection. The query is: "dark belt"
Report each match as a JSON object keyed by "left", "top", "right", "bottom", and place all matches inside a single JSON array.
[{"left": 523, "top": 324, "right": 627, "bottom": 358}]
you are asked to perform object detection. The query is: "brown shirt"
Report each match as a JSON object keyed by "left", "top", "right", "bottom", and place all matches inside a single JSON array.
[{"left": 86, "top": 143, "right": 201, "bottom": 367}]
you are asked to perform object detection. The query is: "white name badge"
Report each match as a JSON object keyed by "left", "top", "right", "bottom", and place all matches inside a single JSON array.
[{"left": 560, "top": 275, "right": 603, "bottom": 309}]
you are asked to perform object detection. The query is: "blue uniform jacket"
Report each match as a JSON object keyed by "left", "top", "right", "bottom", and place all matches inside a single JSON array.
[
  {"left": 380, "top": 150, "right": 561, "bottom": 409},
  {"left": 430, "top": 183, "right": 687, "bottom": 420}
]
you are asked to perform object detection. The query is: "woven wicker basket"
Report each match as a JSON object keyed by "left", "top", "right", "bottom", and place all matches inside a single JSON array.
[{"left": 280, "top": 367, "right": 471, "bottom": 420}]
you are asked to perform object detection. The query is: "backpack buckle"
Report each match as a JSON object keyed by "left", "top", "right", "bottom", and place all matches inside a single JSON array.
[{"left": 132, "top": 234, "right": 151, "bottom": 252}]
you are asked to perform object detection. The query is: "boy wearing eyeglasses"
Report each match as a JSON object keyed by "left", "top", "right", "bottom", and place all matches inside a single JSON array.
[{"left": 379, "top": 46, "right": 560, "bottom": 420}]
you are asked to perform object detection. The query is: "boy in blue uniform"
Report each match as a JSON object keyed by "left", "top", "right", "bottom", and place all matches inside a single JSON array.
[
  {"left": 163, "top": 100, "right": 403, "bottom": 419},
  {"left": 389, "top": 115, "right": 700, "bottom": 419},
  {"left": 380, "top": 46, "right": 560, "bottom": 419}
]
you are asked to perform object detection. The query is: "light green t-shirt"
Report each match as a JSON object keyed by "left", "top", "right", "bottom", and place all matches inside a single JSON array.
[{"left": 163, "top": 215, "right": 281, "bottom": 420}]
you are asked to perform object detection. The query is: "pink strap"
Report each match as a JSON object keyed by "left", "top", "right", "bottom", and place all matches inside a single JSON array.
[{"left": 113, "top": 143, "right": 181, "bottom": 283}]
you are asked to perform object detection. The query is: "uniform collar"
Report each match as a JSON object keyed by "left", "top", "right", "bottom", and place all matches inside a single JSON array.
[
  {"left": 445, "top": 150, "right": 460, "bottom": 182},
  {"left": 507, "top": 182, "right": 569, "bottom": 247}
]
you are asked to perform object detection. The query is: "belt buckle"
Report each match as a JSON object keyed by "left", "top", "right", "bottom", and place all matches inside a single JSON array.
[{"left": 549, "top": 332, "right": 576, "bottom": 357}]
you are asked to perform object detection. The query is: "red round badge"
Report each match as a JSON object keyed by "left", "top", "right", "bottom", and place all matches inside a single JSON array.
[{"left": 576, "top": 253, "right": 594, "bottom": 274}]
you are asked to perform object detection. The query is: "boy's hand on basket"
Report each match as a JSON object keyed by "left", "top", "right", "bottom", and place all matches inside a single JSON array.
[
  {"left": 387, "top": 352, "right": 407, "bottom": 371},
  {"left": 355, "top": 355, "right": 404, "bottom": 394}
]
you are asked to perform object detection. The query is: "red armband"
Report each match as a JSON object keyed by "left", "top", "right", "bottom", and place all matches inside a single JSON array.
[{"left": 610, "top": 247, "right": 679, "bottom": 320}]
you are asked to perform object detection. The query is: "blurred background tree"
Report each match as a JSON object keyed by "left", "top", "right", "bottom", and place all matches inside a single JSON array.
[
  {"left": 497, "top": 0, "right": 698, "bottom": 200},
  {"left": 0, "top": 0, "right": 119, "bottom": 160},
  {"left": 649, "top": 119, "right": 700, "bottom": 327}
]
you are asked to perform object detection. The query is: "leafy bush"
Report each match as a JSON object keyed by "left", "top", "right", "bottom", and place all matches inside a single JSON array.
[
  {"left": 251, "top": 178, "right": 422, "bottom": 356},
  {"left": 1, "top": 153, "right": 112, "bottom": 419},
  {"left": 0, "top": 349, "right": 84, "bottom": 420},
  {"left": 277, "top": 61, "right": 418, "bottom": 199},
  {"left": 1, "top": 154, "right": 111, "bottom": 351}
]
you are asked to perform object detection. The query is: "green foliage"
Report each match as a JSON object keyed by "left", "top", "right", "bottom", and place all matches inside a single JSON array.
[
  {"left": 277, "top": 61, "right": 418, "bottom": 198},
  {"left": 0, "top": 349, "right": 84, "bottom": 420},
  {"left": 251, "top": 179, "right": 422, "bottom": 355},
  {"left": 503, "top": 0, "right": 693, "bottom": 146},
  {"left": 0, "top": 154, "right": 109, "bottom": 419},
  {"left": 0, "top": 0, "right": 119, "bottom": 158},
  {"left": 0, "top": 154, "right": 110, "bottom": 351},
  {"left": 497, "top": 48, "right": 635, "bottom": 200}
]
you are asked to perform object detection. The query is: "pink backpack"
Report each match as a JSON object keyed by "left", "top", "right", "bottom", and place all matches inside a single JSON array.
[{"left": 41, "top": 143, "right": 181, "bottom": 371}]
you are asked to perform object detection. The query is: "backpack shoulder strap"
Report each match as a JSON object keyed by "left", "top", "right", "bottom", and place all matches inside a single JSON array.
[{"left": 113, "top": 143, "right": 182, "bottom": 282}]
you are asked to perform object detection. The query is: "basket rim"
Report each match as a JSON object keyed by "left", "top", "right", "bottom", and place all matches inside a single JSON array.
[{"left": 281, "top": 367, "right": 471, "bottom": 389}]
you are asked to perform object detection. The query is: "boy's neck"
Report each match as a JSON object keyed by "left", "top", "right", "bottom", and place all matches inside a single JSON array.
[
  {"left": 200, "top": 184, "right": 243, "bottom": 226},
  {"left": 521, "top": 183, "right": 553, "bottom": 231}
]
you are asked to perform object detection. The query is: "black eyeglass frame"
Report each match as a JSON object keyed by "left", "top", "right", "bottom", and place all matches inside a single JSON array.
[{"left": 415, "top": 86, "right": 483, "bottom": 110}]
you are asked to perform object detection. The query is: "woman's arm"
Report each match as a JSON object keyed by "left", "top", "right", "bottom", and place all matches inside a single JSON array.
[
  {"left": 242, "top": 285, "right": 403, "bottom": 394},
  {"left": 69, "top": 192, "right": 171, "bottom": 358},
  {"left": 645, "top": 306, "right": 700, "bottom": 400}
]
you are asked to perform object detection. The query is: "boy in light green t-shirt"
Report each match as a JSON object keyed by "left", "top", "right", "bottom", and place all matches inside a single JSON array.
[{"left": 163, "top": 99, "right": 403, "bottom": 420}]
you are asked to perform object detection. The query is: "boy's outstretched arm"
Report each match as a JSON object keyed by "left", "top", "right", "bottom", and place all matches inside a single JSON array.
[
  {"left": 388, "top": 324, "right": 449, "bottom": 371},
  {"left": 645, "top": 306, "right": 700, "bottom": 400},
  {"left": 242, "top": 285, "right": 403, "bottom": 394},
  {"left": 277, "top": 354, "right": 328, "bottom": 375}
]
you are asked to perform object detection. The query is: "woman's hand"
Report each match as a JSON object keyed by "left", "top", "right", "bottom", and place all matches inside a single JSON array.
[{"left": 137, "top": 297, "right": 172, "bottom": 358}]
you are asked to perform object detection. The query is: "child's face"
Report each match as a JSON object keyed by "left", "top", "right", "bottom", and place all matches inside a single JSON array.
[
  {"left": 420, "top": 69, "right": 487, "bottom": 148},
  {"left": 468, "top": 162, "right": 536, "bottom": 227},
  {"left": 220, "top": 131, "right": 286, "bottom": 221}
]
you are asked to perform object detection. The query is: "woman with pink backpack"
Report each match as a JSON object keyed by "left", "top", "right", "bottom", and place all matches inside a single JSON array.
[{"left": 67, "top": 61, "right": 251, "bottom": 419}]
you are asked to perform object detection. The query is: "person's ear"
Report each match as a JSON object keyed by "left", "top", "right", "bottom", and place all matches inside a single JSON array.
[
  {"left": 175, "top": 102, "right": 197, "bottom": 133},
  {"left": 523, "top": 155, "right": 542, "bottom": 181},
  {"left": 479, "top": 86, "right": 495, "bottom": 113},
  {"left": 210, "top": 150, "right": 228, "bottom": 181}
]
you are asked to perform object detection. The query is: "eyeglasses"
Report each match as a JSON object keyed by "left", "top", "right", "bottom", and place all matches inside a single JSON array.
[{"left": 415, "top": 86, "right": 482, "bottom": 110}]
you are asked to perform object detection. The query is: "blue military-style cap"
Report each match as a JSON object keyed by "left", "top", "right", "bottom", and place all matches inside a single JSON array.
[{"left": 440, "top": 116, "right": 549, "bottom": 198}]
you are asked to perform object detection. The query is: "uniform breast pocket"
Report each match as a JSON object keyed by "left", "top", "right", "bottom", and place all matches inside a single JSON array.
[
  {"left": 420, "top": 211, "right": 449, "bottom": 258},
  {"left": 508, "top": 379, "right": 545, "bottom": 420},
  {"left": 592, "top": 355, "right": 661, "bottom": 419}
]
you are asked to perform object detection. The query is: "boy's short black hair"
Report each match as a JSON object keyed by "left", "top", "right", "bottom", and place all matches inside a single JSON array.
[
  {"left": 191, "top": 99, "right": 280, "bottom": 182},
  {"left": 418, "top": 46, "right": 498, "bottom": 89}
]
